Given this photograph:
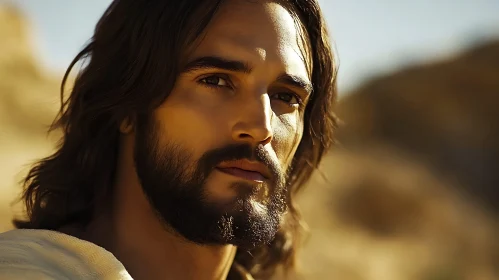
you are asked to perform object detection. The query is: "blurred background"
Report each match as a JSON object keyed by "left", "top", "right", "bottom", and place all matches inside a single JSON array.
[{"left": 1, "top": 0, "right": 498, "bottom": 279}]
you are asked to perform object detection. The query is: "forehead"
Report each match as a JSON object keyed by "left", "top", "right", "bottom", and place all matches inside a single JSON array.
[{"left": 187, "top": 0, "right": 312, "bottom": 77}]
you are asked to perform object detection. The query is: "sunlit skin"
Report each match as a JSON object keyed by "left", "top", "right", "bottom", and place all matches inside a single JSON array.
[{"left": 80, "top": 1, "right": 312, "bottom": 279}]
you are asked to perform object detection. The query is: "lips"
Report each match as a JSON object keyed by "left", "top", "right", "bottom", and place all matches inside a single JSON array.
[
  {"left": 216, "top": 167, "right": 266, "bottom": 182},
  {"left": 216, "top": 159, "right": 271, "bottom": 182}
]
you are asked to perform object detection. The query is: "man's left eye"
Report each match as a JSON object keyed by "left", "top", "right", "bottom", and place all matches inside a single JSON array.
[{"left": 273, "top": 92, "right": 301, "bottom": 105}]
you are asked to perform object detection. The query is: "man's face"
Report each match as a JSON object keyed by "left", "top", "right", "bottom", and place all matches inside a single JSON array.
[{"left": 133, "top": 0, "right": 311, "bottom": 249}]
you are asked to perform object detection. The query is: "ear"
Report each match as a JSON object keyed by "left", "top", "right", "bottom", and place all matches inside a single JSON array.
[{"left": 119, "top": 117, "right": 134, "bottom": 134}]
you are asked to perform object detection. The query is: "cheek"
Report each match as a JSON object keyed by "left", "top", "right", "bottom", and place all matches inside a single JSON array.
[
  {"left": 153, "top": 88, "right": 226, "bottom": 156},
  {"left": 272, "top": 112, "right": 303, "bottom": 169}
]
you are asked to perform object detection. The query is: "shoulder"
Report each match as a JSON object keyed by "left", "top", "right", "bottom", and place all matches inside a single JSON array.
[
  {"left": 0, "top": 229, "right": 131, "bottom": 279},
  {"left": 0, "top": 229, "right": 66, "bottom": 278}
]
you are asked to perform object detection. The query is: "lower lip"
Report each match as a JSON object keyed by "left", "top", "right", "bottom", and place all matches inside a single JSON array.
[{"left": 216, "top": 167, "right": 266, "bottom": 182}]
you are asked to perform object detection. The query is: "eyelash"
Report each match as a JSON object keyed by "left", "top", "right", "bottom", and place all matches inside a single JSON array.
[{"left": 197, "top": 74, "right": 303, "bottom": 106}]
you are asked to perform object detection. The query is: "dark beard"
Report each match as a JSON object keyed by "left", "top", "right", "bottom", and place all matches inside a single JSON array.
[{"left": 133, "top": 115, "right": 287, "bottom": 249}]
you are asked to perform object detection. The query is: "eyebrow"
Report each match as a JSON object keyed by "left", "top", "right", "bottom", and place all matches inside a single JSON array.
[
  {"left": 182, "top": 56, "right": 313, "bottom": 95},
  {"left": 182, "top": 56, "right": 252, "bottom": 74},
  {"left": 276, "top": 73, "right": 313, "bottom": 95}
]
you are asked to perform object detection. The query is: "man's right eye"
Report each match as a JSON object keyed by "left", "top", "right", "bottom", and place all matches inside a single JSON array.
[{"left": 199, "top": 75, "right": 230, "bottom": 87}]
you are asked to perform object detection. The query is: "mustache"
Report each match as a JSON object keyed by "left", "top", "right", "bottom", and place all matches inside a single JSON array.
[{"left": 196, "top": 144, "right": 281, "bottom": 181}]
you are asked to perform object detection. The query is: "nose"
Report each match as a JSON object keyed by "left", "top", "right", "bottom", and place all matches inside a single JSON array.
[{"left": 231, "top": 94, "right": 273, "bottom": 146}]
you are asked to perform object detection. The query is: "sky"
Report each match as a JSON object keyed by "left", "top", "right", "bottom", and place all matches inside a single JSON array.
[{"left": 6, "top": 0, "right": 499, "bottom": 94}]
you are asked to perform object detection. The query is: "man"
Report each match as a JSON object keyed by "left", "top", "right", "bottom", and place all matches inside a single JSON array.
[{"left": 0, "top": 0, "right": 337, "bottom": 279}]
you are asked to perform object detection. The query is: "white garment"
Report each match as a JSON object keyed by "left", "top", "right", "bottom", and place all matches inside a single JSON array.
[{"left": 0, "top": 229, "right": 133, "bottom": 280}]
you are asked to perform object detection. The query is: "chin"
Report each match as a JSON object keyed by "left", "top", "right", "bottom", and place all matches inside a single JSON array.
[
  {"left": 199, "top": 194, "right": 281, "bottom": 247},
  {"left": 210, "top": 184, "right": 269, "bottom": 213}
]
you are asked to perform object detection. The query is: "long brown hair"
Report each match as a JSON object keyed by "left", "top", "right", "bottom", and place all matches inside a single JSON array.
[{"left": 13, "top": 0, "right": 338, "bottom": 278}]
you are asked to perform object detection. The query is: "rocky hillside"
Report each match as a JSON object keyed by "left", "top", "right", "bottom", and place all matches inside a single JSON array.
[{"left": 296, "top": 40, "right": 499, "bottom": 280}]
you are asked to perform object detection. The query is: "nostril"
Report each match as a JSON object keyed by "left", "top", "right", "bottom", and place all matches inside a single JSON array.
[{"left": 238, "top": 133, "right": 252, "bottom": 139}]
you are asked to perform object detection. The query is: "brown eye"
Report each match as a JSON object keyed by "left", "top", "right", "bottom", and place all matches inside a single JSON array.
[
  {"left": 199, "top": 75, "right": 229, "bottom": 87},
  {"left": 273, "top": 92, "right": 300, "bottom": 105}
]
